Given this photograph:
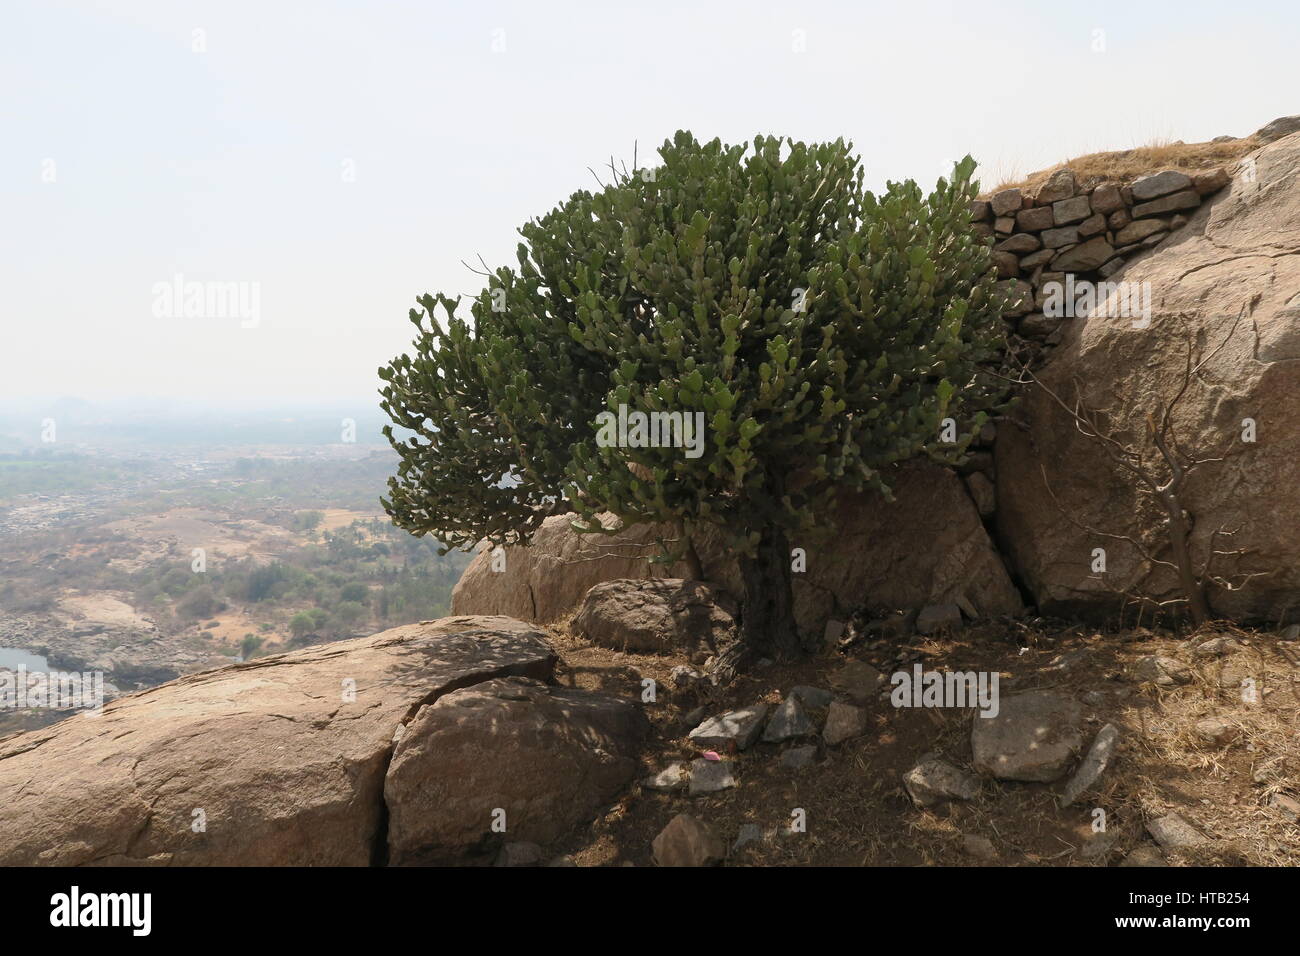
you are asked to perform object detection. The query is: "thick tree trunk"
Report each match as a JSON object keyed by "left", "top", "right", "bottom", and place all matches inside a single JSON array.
[
  {"left": 1160, "top": 493, "right": 1210, "bottom": 626},
  {"left": 736, "top": 524, "right": 802, "bottom": 660}
]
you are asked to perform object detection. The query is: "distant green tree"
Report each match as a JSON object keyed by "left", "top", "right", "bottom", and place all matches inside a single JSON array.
[
  {"left": 339, "top": 582, "right": 369, "bottom": 605},
  {"left": 289, "top": 611, "right": 315, "bottom": 639},
  {"left": 177, "top": 586, "right": 225, "bottom": 620}
]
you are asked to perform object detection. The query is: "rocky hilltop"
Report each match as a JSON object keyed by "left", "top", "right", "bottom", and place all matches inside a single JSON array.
[{"left": 3, "top": 120, "right": 1299, "bottom": 868}]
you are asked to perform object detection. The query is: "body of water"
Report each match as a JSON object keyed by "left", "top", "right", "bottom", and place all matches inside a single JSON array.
[{"left": 0, "top": 647, "right": 50, "bottom": 671}]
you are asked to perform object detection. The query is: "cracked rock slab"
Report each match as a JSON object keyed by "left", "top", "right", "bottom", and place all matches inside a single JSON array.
[
  {"left": 0, "top": 616, "right": 559, "bottom": 866},
  {"left": 687, "top": 704, "right": 768, "bottom": 752},
  {"left": 971, "top": 691, "right": 1084, "bottom": 782},
  {"left": 385, "top": 676, "right": 647, "bottom": 865}
]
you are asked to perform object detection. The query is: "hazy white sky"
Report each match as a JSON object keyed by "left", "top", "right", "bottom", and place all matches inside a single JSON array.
[{"left": 2, "top": 0, "right": 1295, "bottom": 406}]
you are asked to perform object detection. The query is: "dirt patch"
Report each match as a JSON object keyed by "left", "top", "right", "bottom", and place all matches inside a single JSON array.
[
  {"left": 102, "top": 507, "right": 296, "bottom": 561},
  {"left": 58, "top": 591, "right": 155, "bottom": 630},
  {"left": 545, "top": 620, "right": 1300, "bottom": 866}
]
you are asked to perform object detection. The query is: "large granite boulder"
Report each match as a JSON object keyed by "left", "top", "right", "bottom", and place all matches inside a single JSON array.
[
  {"left": 385, "top": 676, "right": 647, "bottom": 865},
  {"left": 571, "top": 578, "right": 737, "bottom": 655},
  {"left": 454, "top": 461, "right": 1022, "bottom": 639},
  {"left": 997, "top": 131, "right": 1300, "bottom": 622},
  {"left": 0, "top": 616, "right": 644, "bottom": 866}
]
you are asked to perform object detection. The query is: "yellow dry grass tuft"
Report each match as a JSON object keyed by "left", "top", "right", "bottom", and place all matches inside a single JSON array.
[{"left": 980, "top": 137, "right": 1260, "bottom": 198}]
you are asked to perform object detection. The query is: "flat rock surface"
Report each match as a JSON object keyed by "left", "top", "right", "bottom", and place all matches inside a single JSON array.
[{"left": 0, "top": 616, "right": 636, "bottom": 866}]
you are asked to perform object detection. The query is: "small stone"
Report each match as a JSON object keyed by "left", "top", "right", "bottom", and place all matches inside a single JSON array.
[
  {"left": 992, "top": 250, "right": 1019, "bottom": 278},
  {"left": 1052, "top": 237, "right": 1115, "bottom": 272},
  {"left": 790, "top": 685, "right": 833, "bottom": 711},
  {"left": 1119, "top": 845, "right": 1167, "bottom": 867},
  {"left": 1190, "top": 635, "right": 1242, "bottom": 658},
  {"left": 1016, "top": 205, "right": 1056, "bottom": 232},
  {"left": 1268, "top": 793, "right": 1300, "bottom": 823},
  {"left": 762, "top": 695, "right": 816, "bottom": 743},
  {"left": 823, "top": 701, "right": 867, "bottom": 746},
  {"left": 961, "top": 834, "right": 998, "bottom": 861},
  {"left": 822, "top": 618, "right": 845, "bottom": 647},
  {"left": 971, "top": 691, "right": 1084, "bottom": 782},
  {"left": 1077, "top": 213, "right": 1107, "bottom": 238},
  {"left": 916, "top": 603, "right": 962, "bottom": 635},
  {"left": 495, "top": 842, "right": 543, "bottom": 867},
  {"left": 995, "top": 233, "right": 1041, "bottom": 254},
  {"left": 1114, "top": 218, "right": 1169, "bottom": 246},
  {"left": 732, "top": 822, "right": 763, "bottom": 852},
  {"left": 1171, "top": 214, "right": 1188, "bottom": 230},
  {"left": 642, "top": 761, "right": 690, "bottom": 792},
  {"left": 1194, "top": 717, "right": 1237, "bottom": 747},
  {"left": 1061, "top": 723, "right": 1120, "bottom": 807},
  {"left": 1097, "top": 257, "right": 1125, "bottom": 279},
  {"left": 780, "top": 744, "right": 818, "bottom": 770},
  {"left": 652, "top": 813, "right": 725, "bottom": 866},
  {"left": 969, "top": 199, "right": 992, "bottom": 221},
  {"left": 546, "top": 855, "right": 577, "bottom": 867},
  {"left": 1131, "top": 170, "right": 1193, "bottom": 201},
  {"left": 1140, "top": 231, "right": 1169, "bottom": 248},
  {"left": 1032, "top": 168, "right": 1076, "bottom": 205},
  {"left": 994, "top": 216, "right": 1016, "bottom": 235},
  {"left": 1281, "top": 624, "right": 1300, "bottom": 641},
  {"left": 1052, "top": 195, "right": 1093, "bottom": 226},
  {"left": 1019, "top": 247, "right": 1055, "bottom": 270},
  {"left": 1146, "top": 813, "right": 1208, "bottom": 850},
  {"left": 670, "top": 664, "right": 707, "bottom": 689},
  {"left": 1133, "top": 655, "right": 1192, "bottom": 686},
  {"left": 688, "top": 757, "right": 737, "bottom": 795},
  {"left": 1041, "top": 225, "right": 1080, "bottom": 249},
  {"left": 1019, "top": 313, "right": 1062, "bottom": 340},
  {"left": 1089, "top": 182, "right": 1124, "bottom": 214},
  {"left": 1132, "top": 189, "right": 1200, "bottom": 219},
  {"left": 1107, "top": 207, "right": 1132, "bottom": 230},
  {"left": 688, "top": 704, "right": 769, "bottom": 752},
  {"left": 990, "top": 188, "right": 1023, "bottom": 216},
  {"left": 1190, "top": 167, "right": 1230, "bottom": 195},
  {"left": 830, "top": 660, "right": 886, "bottom": 704},
  {"left": 903, "top": 757, "right": 981, "bottom": 807},
  {"left": 1081, "top": 830, "right": 1120, "bottom": 860},
  {"left": 1218, "top": 660, "right": 1254, "bottom": 694}
]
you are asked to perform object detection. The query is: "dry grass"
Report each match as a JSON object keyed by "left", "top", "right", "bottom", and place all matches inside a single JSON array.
[
  {"left": 979, "top": 137, "right": 1260, "bottom": 198},
  {"left": 543, "top": 618, "right": 1300, "bottom": 867}
]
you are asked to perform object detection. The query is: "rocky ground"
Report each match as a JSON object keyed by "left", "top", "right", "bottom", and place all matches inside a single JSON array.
[{"left": 541, "top": 612, "right": 1300, "bottom": 867}]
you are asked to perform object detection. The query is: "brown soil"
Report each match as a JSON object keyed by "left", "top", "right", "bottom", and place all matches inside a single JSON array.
[{"left": 546, "top": 620, "right": 1300, "bottom": 867}]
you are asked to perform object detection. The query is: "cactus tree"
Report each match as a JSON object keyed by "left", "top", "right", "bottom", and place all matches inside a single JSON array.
[{"left": 379, "top": 131, "right": 1005, "bottom": 670}]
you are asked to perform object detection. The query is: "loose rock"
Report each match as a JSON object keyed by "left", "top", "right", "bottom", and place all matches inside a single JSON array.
[
  {"left": 688, "top": 757, "right": 737, "bottom": 795},
  {"left": 495, "top": 842, "right": 543, "bottom": 867},
  {"left": 688, "top": 704, "right": 769, "bottom": 752},
  {"left": 916, "top": 603, "right": 963, "bottom": 635},
  {"left": 762, "top": 696, "right": 816, "bottom": 743},
  {"left": 652, "top": 814, "right": 725, "bottom": 867},
  {"left": 1146, "top": 812, "right": 1208, "bottom": 850},
  {"left": 903, "top": 756, "right": 981, "bottom": 807},
  {"left": 1061, "top": 723, "right": 1120, "bottom": 807},
  {"left": 823, "top": 701, "right": 867, "bottom": 746},
  {"left": 971, "top": 691, "right": 1084, "bottom": 782}
]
